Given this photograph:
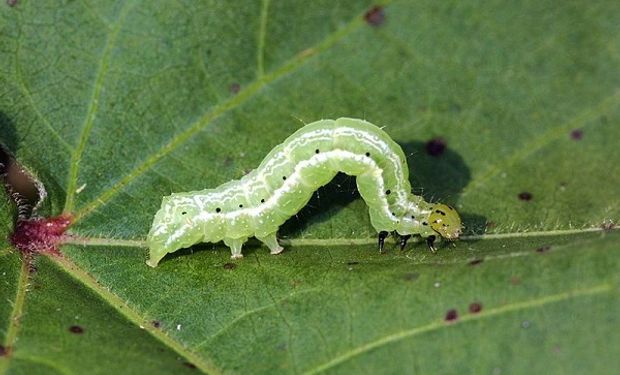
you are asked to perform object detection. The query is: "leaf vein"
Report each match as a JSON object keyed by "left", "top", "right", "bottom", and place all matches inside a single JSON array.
[{"left": 303, "top": 283, "right": 613, "bottom": 374}]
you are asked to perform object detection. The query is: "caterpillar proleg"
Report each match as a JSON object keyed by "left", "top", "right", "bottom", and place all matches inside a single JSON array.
[{"left": 147, "top": 118, "right": 462, "bottom": 267}]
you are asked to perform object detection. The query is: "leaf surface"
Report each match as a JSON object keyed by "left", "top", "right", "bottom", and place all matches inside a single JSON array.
[{"left": 1, "top": 0, "right": 619, "bottom": 374}]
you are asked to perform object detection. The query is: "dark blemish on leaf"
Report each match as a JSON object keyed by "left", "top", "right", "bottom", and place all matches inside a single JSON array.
[
  {"left": 570, "top": 129, "right": 583, "bottom": 140},
  {"left": 365, "top": 152, "right": 370, "bottom": 157},
  {"left": 230, "top": 83, "right": 240, "bottom": 94},
  {"left": 346, "top": 261, "right": 359, "bottom": 265},
  {"left": 183, "top": 362, "right": 197, "bottom": 369},
  {"left": 260, "top": 198, "right": 265, "bottom": 203},
  {"left": 535, "top": 245, "right": 551, "bottom": 253},
  {"left": 422, "top": 222, "right": 428, "bottom": 226},
  {"left": 6, "top": 0, "right": 18, "bottom": 7},
  {"left": 425, "top": 138, "right": 446, "bottom": 157},
  {"left": 152, "top": 320, "right": 161, "bottom": 328},
  {"left": 469, "top": 258, "right": 484, "bottom": 266},
  {"left": 385, "top": 189, "right": 391, "bottom": 195},
  {"left": 69, "top": 325, "right": 84, "bottom": 334},
  {"left": 215, "top": 207, "right": 221, "bottom": 213},
  {"left": 238, "top": 204, "right": 243, "bottom": 208},
  {"left": 10, "top": 214, "right": 72, "bottom": 255},
  {"left": 403, "top": 272, "right": 419, "bottom": 281},
  {"left": 364, "top": 5, "right": 385, "bottom": 26},
  {"left": 315, "top": 149, "right": 320, "bottom": 154},
  {"left": 518, "top": 192, "right": 532, "bottom": 201},
  {"left": 445, "top": 309, "right": 458, "bottom": 322},
  {"left": 485, "top": 221, "right": 496, "bottom": 230},
  {"left": 181, "top": 211, "right": 187, "bottom": 215},
  {"left": 0, "top": 344, "right": 8, "bottom": 357},
  {"left": 469, "top": 302, "right": 482, "bottom": 313},
  {"left": 510, "top": 276, "right": 521, "bottom": 285},
  {"left": 282, "top": 176, "right": 286, "bottom": 180},
  {"left": 601, "top": 222, "right": 615, "bottom": 231},
  {"left": 223, "top": 262, "right": 236, "bottom": 270}
]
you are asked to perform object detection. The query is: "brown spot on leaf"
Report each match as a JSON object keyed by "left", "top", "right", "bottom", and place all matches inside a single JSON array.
[
  {"left": 183, "top": 362, "right": 197, "bottom": 369},
  {"left": 152, "top": 320, "right": 161, "bottom": 328},
  {"left": 570, "top": 129, "right": 583, "bottom": 140},
  {"left": 469, "top": 302, "right": 483, "bottom": 313},
  {"left": 6, "top": 0, "right": 18, "bottom": 7},
  {"left": 518, "top": 192, "right": 532, "bottom": 201},
  {"left": 403, "top": 272, "right": 420, "bottom": 281},
  {"left": 469, "top": 258, "right": 484, "bottom": 266},
  {"left": 364, "top": 6, "right": 385, "bottom": 26},
  {"left": 69, "top": 325, "right": 84, "bottom": 334},
  {"left": 536, "top": 245, "right": 551, "bottom": 253},
  {"left": 425, "top": 138, "right": 446, "bottom": 156},
  {"left": 510, "top": 276, "right": 521, "bottom": 285},
  {"left": 0, "top": 344, "right": 9, "bottom": 356},
  {"left": 445, "top": 309, "right": 458, "bottom": 322},
  {"left": 230, "top": 83, "right": 240, "bottom": 94},
  {"left": 223, "top": 263, "right": 236, "bottom": 270}
]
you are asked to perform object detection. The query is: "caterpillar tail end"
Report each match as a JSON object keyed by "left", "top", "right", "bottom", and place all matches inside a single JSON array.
[{"left": 146, "top": 245, "right": 168, "bottom": 268}]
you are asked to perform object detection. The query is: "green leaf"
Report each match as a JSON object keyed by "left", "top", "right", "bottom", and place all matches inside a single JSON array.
[{"left": 1, "top": 0, "right": 619, "bottom": 374}]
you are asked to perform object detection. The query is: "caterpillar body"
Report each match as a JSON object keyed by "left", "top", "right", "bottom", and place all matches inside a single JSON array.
[{"left": 147, "top": 118, "right": 462, "bottom": 267}]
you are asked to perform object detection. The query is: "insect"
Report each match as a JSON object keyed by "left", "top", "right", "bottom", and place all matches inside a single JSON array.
[{"left": 146, "top": 118, "right": 462, "bottom": 267}]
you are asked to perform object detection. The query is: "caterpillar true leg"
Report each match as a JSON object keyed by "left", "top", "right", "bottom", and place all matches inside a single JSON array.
[
  {"left": 224, "top": 237, "right": 246, "bottom": 259},
  {"left": 426, "top": 235, "right": 437, "bottom": 253},
  {"left": 378, "top": 231, "right": 389, "bottom": 253},
  {"left": 257, "top": 232, "right": 284, "bottom": 255},
  {"left": 399, "top": 234, "right": 412, "bottom": 250}
]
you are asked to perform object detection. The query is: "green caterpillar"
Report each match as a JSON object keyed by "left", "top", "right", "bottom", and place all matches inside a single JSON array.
[{"left": 147, "top": 118, "right": 462, "bottom": 267}]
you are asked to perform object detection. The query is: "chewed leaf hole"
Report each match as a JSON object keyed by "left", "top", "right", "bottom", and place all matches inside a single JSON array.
[{"left": 0, "top": 145, "right": 44, "bottom": 220}]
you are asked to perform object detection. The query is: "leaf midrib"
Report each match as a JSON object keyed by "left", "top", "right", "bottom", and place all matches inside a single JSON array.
[{"left": 60, "top": 226, "right": 616, "bottom": 250}]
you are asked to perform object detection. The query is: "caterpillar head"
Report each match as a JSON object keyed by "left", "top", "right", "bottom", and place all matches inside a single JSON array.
[
  {"left": 428, "top": 204, "right": 462, "bottom": 240},
  {"left": 146, "top": 195, "right": 202, "bottom": 267}
]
